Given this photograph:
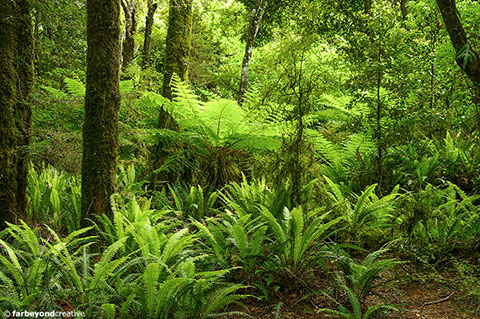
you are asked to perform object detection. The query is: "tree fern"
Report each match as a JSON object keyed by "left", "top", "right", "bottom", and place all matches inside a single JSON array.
[{"left": 168, "top": 75, "right": 284, "bottom": 151}]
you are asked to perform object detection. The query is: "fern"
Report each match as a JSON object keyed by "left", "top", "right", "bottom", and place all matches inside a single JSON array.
[
  {"left": 200, "top": 284, "right": 251, "bottom": 318},
  {"left": 64, "top": 77, "right": 86, "bottom": 97},
  {"left": 323, "top": 176, "right": 399, "bottom": 243},
  {"left": 63, "top": 77, "right": 133, "bottom": 97},
  {"left": 40, "top": 85, "right": 68, "bottom": 98},
  {"left": 168, "top": 75, "right": 284, "bottom": 151}
]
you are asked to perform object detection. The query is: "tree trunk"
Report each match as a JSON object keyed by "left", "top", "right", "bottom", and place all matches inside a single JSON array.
[
  {"left": 82, "top": 0, "right": 121, "bottom": 223},
  {"left": 162, "top": 0, "right": 193, "bottom": 100},
  {"left": 400, "top": 0, "right": 407, "bottom": 20},
  {"left": 238, "top": 0, "right": 268, "bottom": 105},
  {"left": 0, "top": 0, "right": 34, "bottom": 229},
  {"left": 436, "top": 0, "right": 480, "bottom": 89},
  {"left": 121, "top": 0, "right": 137, "bottom": 70},
  {"left": 364, "top": 0, "right": 372, "bottom": 15},
  {"left": 159, "top": 0, "right": 193, "bottom": 129},
  {"left": 142, "top": 0, "right": 158, "bottom": 69}
]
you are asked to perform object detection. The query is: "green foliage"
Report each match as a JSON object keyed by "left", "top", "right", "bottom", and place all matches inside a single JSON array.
[
  {"left": 401, "top": 182, "right": 480, "bottom": 263},
  {"left": 312, "top": 132, "right": 376, "bottom": 193},
  {"left": 319, "top": 285, "right": 398, "bottom": 319},
  {"left": 0, "top": 217, "right": 250, "bottom": 318},
  {"left": 167, "top": 183, "right": 220, "bottom": 220},
  {"left": 260, "top": 206, "right": 341, "bottom": 278},
  {"left": 167, "top": 74, "right": 284, "bottom": 151},
  {"left": 319, "top": 247, "right": 401, "bottom": 318},
  {"left": 18, "top": 0, "right": 480, "bottom": 316},
  {"left": 323, "top": 176, "right": 399, "bottom": 245},
  {"left": 193, "top": 209, "right": 268, "bottom": 283},
  {"left": 64, "top": 77, "right": 86, "bottom": 97},
  {"left": 27, "top": 165, "right": 82, "bottom": 232},
  {"left": 223, "top": 178, "right": 288, "bottom": 219}
]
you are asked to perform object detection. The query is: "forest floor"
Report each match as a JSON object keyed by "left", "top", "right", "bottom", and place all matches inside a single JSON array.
[{"left": 232, "top": 259, "right": 480, "bottom": 318}]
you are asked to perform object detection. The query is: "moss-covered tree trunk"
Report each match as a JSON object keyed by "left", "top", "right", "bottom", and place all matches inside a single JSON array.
[
  {"left": 121, "top": 0, "right": 137, "bottom": 70},
  {"left": 159, "top": 0, "right": 193, "bottom": 129},
  {"left": 364, "top": 0, "right": 371, "bottom": 15},
  {"left": 141, "top": 0, "right": 158, "bottom": 69},
  {"left": 161, "top": 0, "right": 193, "bottom": 100},
  {"left": 81, "top": 0, "right": 121, "bottom": 223},
  {"left": 238, "top": 0, "right": 268, "bottom": 105},
  {"left": 436, "top": 0, "right": 480, "bottom": 89},
  {"left": 436, "top": 0, "right": 480, "bottom": 128},
  {"left": 400, "top": 0, "right": 407, "bottom": 20},
  {"left": 0, "top": 0, "right": 34, "bottom": 229}
]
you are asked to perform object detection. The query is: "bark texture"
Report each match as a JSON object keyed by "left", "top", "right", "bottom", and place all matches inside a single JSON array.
[
  {"left": 159, "top": 0, "right": 193, "bottom": 130},
  {"left": 161, "top": 0, "right": 193, "bottom": 100},
  {"left": 436, "top": 0, "right": 480, "bottom": 88},
  {"left": 238, "top": 0, "right": 268, "bottom": 105},
  {"left": 142, "top": 0, "right": 158, "bottom": 69},
  {"left": 0, "top": 0, "right": 34, "bottom": 229},
  {"left": 82, "top": 0, "right": 121, "bottom": 223},
  {"left": 364, "top": 0, "right": 372, "bottom": 15},
  {"left": 400, "top": 0, "right": 407, "bottom": 20},
  {"left": 121, "top": 0, "right": 137, "bottom": 69}
]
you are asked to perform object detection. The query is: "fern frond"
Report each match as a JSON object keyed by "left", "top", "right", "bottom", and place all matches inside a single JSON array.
[{"left": 64, "top": 77, "right": 86, "bottom": 97}]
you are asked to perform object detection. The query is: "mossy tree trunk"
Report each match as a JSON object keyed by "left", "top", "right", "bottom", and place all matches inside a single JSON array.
[
  {"left": 81, "top": 0, "right": 121, "bottom": 224},
  {"left": 436, "top": 0, "right": 480, "bottom": 89},
  {"left": 400, "top": 0, "right": 407, "bottom": 20},
  {"left": 238, "top": 0, "right": 268, "bottom": 105},
  {"left": 141, "top": 0, "right": 158, "bottom": 69},
  {"left": 436, "top": 0, "right": 480, "bottom": 128},
  {"left": 364, "top": 0, "right": 371, "bottom": 15},
  {"left": 159, "top": 0, "right": 193, "bottom": 128},
  {"left": 121, "top": 0, "right": 137, "bottom": 70},
  {"left": 0, "top": 0, "right": 34, "bottom": 229},
  {"left": 161, "top": 0, "right": 193, "bottom": 100}
]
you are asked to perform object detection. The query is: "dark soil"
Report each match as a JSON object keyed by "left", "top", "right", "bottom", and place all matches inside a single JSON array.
[{"left": 231, "top": 261, "right": 480, "bottom": 318}]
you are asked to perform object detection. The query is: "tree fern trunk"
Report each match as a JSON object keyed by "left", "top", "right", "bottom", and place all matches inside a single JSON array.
[
  {"left": 0, "top": 0, "right": 33, "bottom": 229},
  {"left": 82, "top": 0, "right": 121, "bottom": 223}
]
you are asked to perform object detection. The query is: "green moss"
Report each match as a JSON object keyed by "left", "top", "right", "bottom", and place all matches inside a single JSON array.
[
  {"left": 162, "top": 0, "right": 193, "bottom": 100},
  {"left": 0, "top": 0, "right": 33, "bottom": 229},
  {"left": 81, "top": 0, "right": 121, "bottom": 222}
]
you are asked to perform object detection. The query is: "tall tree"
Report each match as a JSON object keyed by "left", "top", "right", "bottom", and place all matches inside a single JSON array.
[
  {"left": 0, "top": 0, "right": 34, "bottom": 229},
  {"left": 238, "top": 0, "right": 268, "bottom": 104},
  {"left": 121, "top": 0, "right": 137, "bottom": 69},
  {"left": 142, "top": 0, "right": 158, "bottom": 69},
  {"left": 436, "top": 0, "right": 480, "bottom": 89},
  {"left": 81, "top": 0, "right": 121, "bottom": 223},
  {"left": 159, "top": 0, "right": 193, "bottom": 129},
  {"left": 364, "top": 0, "right": 371, "bottom": 15},
  {"left": 400, "top": 0, "right": 407, "bottom": 20},
  {"left": 161, "top": 0, "right": 193, "bottom": 100}
]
